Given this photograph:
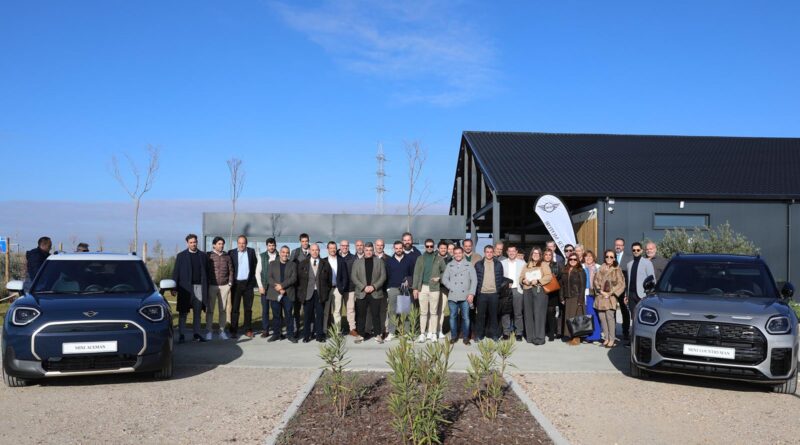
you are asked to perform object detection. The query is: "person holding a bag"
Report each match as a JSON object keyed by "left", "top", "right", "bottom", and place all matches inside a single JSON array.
[
  {"left": 593, "top": 249, "right": 626, "bottom": 348},
  {"left": 519, "top": 247, "right": 553, "bottom": 345},
  {"left": 543, "top": 249, "right": 561, "bottom": 342},
  {"left": 560, "top": 253, "right": 588, "bottom": 345}
]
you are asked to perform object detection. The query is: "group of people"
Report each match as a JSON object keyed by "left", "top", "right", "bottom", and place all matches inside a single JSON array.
[{"left": 169, "top": 231, "right": 668, "bottom": 348}]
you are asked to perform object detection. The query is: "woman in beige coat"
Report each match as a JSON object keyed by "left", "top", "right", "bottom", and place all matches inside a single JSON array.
[
  {"left": 593, "top": 249, "right": 626, "bottom": 347},
  {"left": 519, "top": 247, "right": 552, "bottom": 345}
]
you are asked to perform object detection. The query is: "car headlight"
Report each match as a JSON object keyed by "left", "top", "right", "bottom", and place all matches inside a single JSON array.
[
  {"left": 12, "top": 307, "right": 41, "bottom": 326},
  {"left": 766, "top": 316, "right": 791, "bottom": 335},
  {"left": 638, "top": 307, "right": 659, "bottom": 326},
  {"left": 139, "top": 304, "right": 165, "bottom": 322}
]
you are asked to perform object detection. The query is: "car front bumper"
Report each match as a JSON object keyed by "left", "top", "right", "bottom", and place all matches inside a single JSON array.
[{"left": 631, "top": 321, "right": 798, "bottom": 383}]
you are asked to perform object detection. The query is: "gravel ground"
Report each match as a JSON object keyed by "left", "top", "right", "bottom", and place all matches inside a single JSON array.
[
  {"left": 0, "top": 366, "right": 311, "bottom": 445},
  {"left": 515, "top": 372, "right": 800, "bottom": 445}
]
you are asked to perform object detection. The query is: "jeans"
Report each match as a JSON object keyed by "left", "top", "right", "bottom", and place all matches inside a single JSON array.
[
  {"left": 270, "top": 297, "right": 294, "bottom": 339},
  {"left": 260, "top": 293, "right": 270, "bottom": 333},
  {"left": 448, "top": 300, "right": 470, "bottom": 340}
]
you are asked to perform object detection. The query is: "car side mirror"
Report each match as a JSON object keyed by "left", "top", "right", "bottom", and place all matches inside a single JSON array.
[
  {"left": 5, "top": 280, "right": 23, "bottom": 292},
  {"left": 643, "top": 275, "right": 656, "bottom": 293},
  {"left": 159, "top": 279, "right": 177, "bottom": 291},
  {"left": 780, "top": 282, "right": 794, "bottom": 299}
]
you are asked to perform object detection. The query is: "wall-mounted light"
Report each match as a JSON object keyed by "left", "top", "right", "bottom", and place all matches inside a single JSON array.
[{"left": 607, "top": 198, "right": 615, "bottom": 213}]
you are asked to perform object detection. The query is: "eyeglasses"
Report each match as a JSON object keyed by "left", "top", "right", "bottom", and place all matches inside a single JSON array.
[
  {"left": 605, "top": 255, "right": 615, "bottom": 259},
  {"left": 425, "top": 245, "right": 434, "bottom": 248},
  {"left": 632, "top": 248, "right": 642, "bottom": 253},
  {"left": 568, "top": 258, "right": 578, "bottom": 262}
]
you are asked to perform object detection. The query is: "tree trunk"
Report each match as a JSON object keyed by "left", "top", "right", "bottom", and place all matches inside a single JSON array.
[{"left": 133, "top": 198, "right": 140, "bottom": 253}]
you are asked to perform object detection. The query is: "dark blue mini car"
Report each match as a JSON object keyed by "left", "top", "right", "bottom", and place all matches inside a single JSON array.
[{"left": 2, "top": 253, "right": 174, "bottom": 387}]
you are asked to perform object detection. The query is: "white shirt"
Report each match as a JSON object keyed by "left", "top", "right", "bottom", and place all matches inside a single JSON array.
[
  {"left": 327, "top": 255, "right": 338, "bottom": 285},
  {"left": 237, "top": 250, "right": 249, "bottom": 281},
  {"left": 502, "top": 258, "right": 525, "bottom": 289}
]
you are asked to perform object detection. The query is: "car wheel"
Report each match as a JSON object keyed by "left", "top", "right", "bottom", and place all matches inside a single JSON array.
[
  {"left": 2, "top": 365, "right": 30, "bottom": 388},
  {"left": 153, "top": 354, "right": 173, "bottom": 380},
  {"left": 772, "top": 371, "right": 797, "bottom": 394},
  {"left": 629, "top": 357, "right": 649, "bottom": 379}
]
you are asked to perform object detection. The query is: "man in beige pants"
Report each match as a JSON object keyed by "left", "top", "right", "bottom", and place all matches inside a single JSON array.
[
  {"left": 338, "top": 240, "right": 358, "bottom": 335},
  {"left": 412, "top": 238, "right": 447, "bottom": 343},
  {"left": 206, "top": 236, "right": 234, "bottom": 340}
]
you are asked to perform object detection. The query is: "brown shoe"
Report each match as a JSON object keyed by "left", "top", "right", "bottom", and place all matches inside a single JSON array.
[
  {"left": 349, "top": 330, "right": 358, "bottom": 337},
  {"left": 245, "top": 330, "right": 254, "bottom": 338},
  {"left": 260, "top": 332, "right": 269, "bottom": 338},
  {"left": 449, "top": 337, "right": 458, "bottom": 345},
  {"left": 569, "top": 337, "right": 580, "bottom": 346}
]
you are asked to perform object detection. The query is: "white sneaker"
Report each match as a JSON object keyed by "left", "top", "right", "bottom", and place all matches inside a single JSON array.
[
  {"left": 385, "top": 333, "right": 395, "bottom": 342},
  {"left": 354, "top": 336, "right": 364, "bottom": 344},
  {"left": 438, "top": 332, "right": 446, "bottom": 340},
  {"left": 416, "top": 334, "right": 427, "bottom": 343},
  {"left": 205, "top": 332, "right": 213, "bottom": 341},
  {"left": 219, "top": 331, "right": 229, "bottom": 340},
  {"left": 427, "top": 332, "right": 437, "bottom": 342}
]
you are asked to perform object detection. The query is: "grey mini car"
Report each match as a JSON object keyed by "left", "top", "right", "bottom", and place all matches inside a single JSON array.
[{"left": 630, "top": 254, "right": 798, "bottom": 394}]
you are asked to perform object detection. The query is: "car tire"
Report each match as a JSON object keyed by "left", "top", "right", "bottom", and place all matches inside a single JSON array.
[
  {"left": 772, "top": 371, "right": 797, "bottom": 394},
  {"left": 153, "top": 354, "right": 173, "bottom": 380},
  {"left": 629, "top": 357, "right": 649, "bottom": 379},
  {"left": 2, "top": 366, "right": 30, "bottom": 388}
]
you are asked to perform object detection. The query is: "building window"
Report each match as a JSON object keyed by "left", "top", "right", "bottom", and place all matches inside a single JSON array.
[{"left": 653, "top": 214, "right": 709, "bottom": 230}]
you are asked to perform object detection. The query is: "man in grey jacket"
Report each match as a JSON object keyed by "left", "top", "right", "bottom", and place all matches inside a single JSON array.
[
  {"left": 645, "top": 242, "right": 668, "bottom": 281},
  {"left": 625, "top": 242, "right": 655, "bottom": 338},
  {"left": 350, "top": 242, "right": 387, "bottom": 343},
  {"left": 267, "top": 246, "right": 298, "bottom": 343},
  {"left": 441, "top": 246, "right": 478, "bottom": 345}
]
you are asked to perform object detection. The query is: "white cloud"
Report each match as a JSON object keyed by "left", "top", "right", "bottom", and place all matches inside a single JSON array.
[{"left": 272, "top": 0, "right": 498, "bottom": 106}]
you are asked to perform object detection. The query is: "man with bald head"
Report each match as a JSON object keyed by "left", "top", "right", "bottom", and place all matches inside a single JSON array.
[{"left": 339, "top": 240, "right": 358, "bottom": 335}]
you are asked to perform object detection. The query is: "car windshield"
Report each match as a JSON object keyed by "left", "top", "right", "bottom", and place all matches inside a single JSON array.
[
  {"left": 31, "top": 260, "right": 154, "bottom": 294},
  {"left": 656, "top": 261, "right": 778, "bottom": 298}
]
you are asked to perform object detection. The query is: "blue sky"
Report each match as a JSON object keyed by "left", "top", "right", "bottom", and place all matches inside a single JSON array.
[{"left": 1, "top": 0, "right": 799, "bottom": 250}]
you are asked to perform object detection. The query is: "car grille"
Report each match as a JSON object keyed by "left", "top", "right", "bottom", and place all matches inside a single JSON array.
[
  {"left": 43, "top": 354, "right": 137, "bottom": 372},
  {"left": 635, "top": 336, "right": 652, "bottom": 363},
  {"left": 652, "top": 361, "right": 769, "bottom": 380},
  {"left": 655, "top": 321, "right": 767, "bottom": 365}
]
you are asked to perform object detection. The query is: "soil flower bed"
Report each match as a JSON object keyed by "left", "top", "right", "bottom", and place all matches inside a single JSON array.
[{"left": 278, "top": 371, "right": 553, "bottom": 445}]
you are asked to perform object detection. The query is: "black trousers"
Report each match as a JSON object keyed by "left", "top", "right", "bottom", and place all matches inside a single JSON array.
[
  {"left": 356, "top": 294, "right": 382, "bottom": 337},
  {"left": 546, "top": 294, "right": 559, "bottom": 339},
  {"left": 230, "top": 281, "right": 254, "bottom": 335},
  {"left": 619, "top": 292, "right": 630, "bottom": 337},
  {"left": 475, "top": 292, "right": 499, "bottom": 340},
  {"left": 292, "top": 298, "right": 303, "bottom": 338},
  {"left": 303, "top": 291, "right": 325, "bottom": 339}
]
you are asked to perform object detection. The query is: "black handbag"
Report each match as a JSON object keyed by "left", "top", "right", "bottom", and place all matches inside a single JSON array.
[
  {"left": 498, "top": 278, "right": 515, "bottom": 315},
  {"left": 566, "top": 299, "right": 594, "bottom": 337}
]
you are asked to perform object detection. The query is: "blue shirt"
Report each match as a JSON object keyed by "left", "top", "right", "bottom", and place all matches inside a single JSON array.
[{"left": 237, "top": 250, "right": 250, "bottom": 281}]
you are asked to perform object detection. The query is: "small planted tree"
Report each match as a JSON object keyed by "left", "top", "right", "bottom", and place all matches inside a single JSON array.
[
  {"left": 658, "top": 222, "right": 759, "bottom": 258},
  {"left": 466, "top": 338, "right": 516, "bottom": 421},
  {"left": 386, "top": 307, "right": 452, "bottom": 445},
  {"left": 318, "top": 325, "right": 358, "bottom": 417}
]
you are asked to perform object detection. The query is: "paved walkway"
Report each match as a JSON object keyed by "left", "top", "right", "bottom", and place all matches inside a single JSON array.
[{"left": 174, "top": 335, "right": 630, "bottom": 373}]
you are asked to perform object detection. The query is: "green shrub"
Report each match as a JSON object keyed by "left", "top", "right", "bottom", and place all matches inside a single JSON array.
[
  {"left": 789, "top": 301, "right": 800, "bottom": 321},
  {"left": 658, "top": 222, "right": 759, "bottom": 259},
  {"left": 318, "top": 325, "right": 359, "bottom": 417},
  {"left": 386, "top": 307, "right": 452, "bottom": 445},
  {"left": 466, "top": 338, "right": 516, "bottom": 421}
]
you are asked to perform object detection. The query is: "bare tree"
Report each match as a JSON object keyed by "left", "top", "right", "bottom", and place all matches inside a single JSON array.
[
  {"left": 68, "top": 234, "right": 78, "bottom": 251},
  {"left": 227, "top": 158, "right": 245, "bottom": 245},
  {"left": 269, "top": 213, "right": 284, "bottom": 240},
  {"left": 404, "top": 140, "right": 433, "bottom": 232},
  {"left": 96, "top": 235, "right": 105, "bottom": 252},
  {"left": 111, "top": 145, "right": 160, "bottom": 252}
]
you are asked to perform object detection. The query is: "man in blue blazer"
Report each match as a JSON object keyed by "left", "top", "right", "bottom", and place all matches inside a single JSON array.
[{"left": 228, "top": 235, "right": 258, "bottom": 338}]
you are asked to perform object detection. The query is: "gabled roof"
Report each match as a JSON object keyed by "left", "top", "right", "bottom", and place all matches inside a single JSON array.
[{"left": 462, "top": 131, "right": 800, "bottom": 200}]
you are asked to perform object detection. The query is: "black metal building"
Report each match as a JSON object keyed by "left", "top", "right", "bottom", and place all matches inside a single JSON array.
[{"left": 449, "top": 131, "right": 800, "bottom": 282}]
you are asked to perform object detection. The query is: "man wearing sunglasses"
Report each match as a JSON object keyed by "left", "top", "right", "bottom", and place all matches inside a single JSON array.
[
  {"left": 624, "top": 242, "right": 655, "bottom": 345},
  {"left": 563, "top": 244, "right": 575, "bottom": 265},
  {"left": 412, "top": 239, "right": 448, "bottom": 342}
]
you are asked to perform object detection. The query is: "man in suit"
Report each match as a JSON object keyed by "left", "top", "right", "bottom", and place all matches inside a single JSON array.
[
  {"left": 267, "top": 246, "right": 298, "bottom": 343},
  {"left": 351, "top": 242, "right": 387, "bottom": 343},
  {"left": 297, "top": 243, "right": 332, "bottom": 342},
  {"left": 614, "top": 237, "right": 631, "bottom": 339},
  {"left": 256, "top": 238, "right": 279, "bottom": 337},
  {"left": 645, "top": 242, "right": 669, "bottom": 281},
  {"left": 172, "top": 234, "right": 208, "bottom": 343},
  {"left": 339, "top": 239, "right": 358, "bottom": 336},
  {"left": 229, "top": 235, "right": 258, "bottom": 338},
  {"left": 625, "top": 241, "right": 655, "bottom": 344},
  {"left": 289, "top": 233, "right": 311, "bottom": 337},
  {"left": 545, "top": 240, "right": 564, "bottom": 264},
  {"left": 324, "top": 241, "right": 349, "bottom": 332}
]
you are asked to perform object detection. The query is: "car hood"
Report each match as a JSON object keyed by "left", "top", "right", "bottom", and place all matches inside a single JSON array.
[
  {"left": 30, "top": 293, "right": 155, "bottom": 315},
  {"left": 644, "top": 293, "right": 788, "bottom": 320}
]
